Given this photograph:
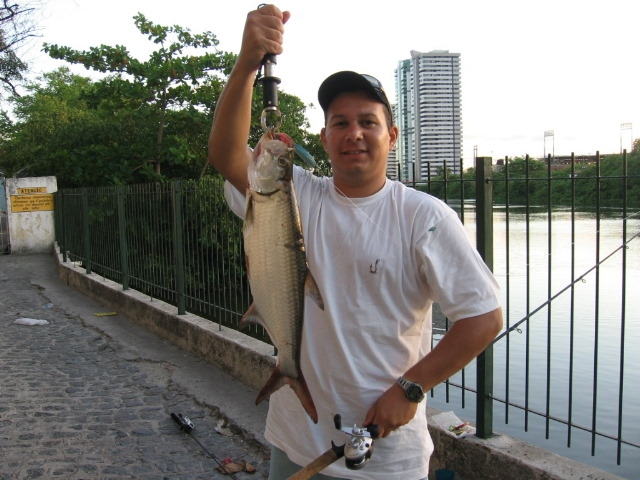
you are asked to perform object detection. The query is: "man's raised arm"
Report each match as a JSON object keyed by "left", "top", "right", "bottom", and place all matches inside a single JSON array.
[{"left": 208, "top": 5, "right": 290, "bottom": 193}]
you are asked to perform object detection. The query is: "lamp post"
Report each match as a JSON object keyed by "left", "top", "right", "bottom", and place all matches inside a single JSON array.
[
  {"left": 620, "top": 123, "right": 632, "bottom": 153},
  {"left": 544, "top": 130, "right": 555, "bottom": 164}
]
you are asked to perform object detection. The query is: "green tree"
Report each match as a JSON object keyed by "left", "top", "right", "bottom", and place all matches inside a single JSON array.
[
  {"left": 0, "top": 68, "right": 158, "bottom": 185},
  {"left": 2, "top": 14, "right": 321, "bottom": 186},
  {"left": 0, "top": 0, "right": 38, "bottom": 97},
  {"left": 491, "top": 156, "right": 547, "bottom": 205},
  {"left": 564, "top": 152, "right": 640, "bottom": 208},
  {"left": 0, "top": 66, "right": 322, "bottom": 186},
  {"left": 43, "top": 13, "right": 236, "bottom": 177}
]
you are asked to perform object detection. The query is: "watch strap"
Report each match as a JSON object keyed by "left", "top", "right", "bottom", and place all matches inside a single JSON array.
[{"left": 396, "top": 376, "right": 425, "bottom": 402}]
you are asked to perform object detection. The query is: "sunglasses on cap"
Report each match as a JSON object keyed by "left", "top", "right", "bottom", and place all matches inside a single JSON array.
[{"left": 318, "top": 71, "right": 394, "bottom": 124}]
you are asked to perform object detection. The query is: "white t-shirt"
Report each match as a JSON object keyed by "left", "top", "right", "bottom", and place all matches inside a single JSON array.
[{"left": 225, "top": 167, "right": 501, "bottom": 479}]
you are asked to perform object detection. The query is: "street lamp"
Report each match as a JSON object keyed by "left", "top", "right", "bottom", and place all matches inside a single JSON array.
[
  {"left": 544, "top": 130, "right": 555, "bottom": 164},
  {"left": 620, "top": 123, "right": 632, "bottom": 153}
]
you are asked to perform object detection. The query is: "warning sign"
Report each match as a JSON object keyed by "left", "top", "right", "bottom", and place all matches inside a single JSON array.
[
  {"left": 11, "top": 194, "right": 54, "bottom": 213},
  {"left": 17, "top": 187, "right": 47, "bottom": 194}
]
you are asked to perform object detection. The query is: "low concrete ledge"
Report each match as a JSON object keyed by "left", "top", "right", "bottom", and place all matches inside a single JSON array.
[
  {"left": 425, "top": 405, "right": 621, "bottom": 479},
  {"left": 54, "top": 247, "right": 275, "bottom": 392},
  {"left": 53, "top": 247, "right": 622, "bottom": 480}
]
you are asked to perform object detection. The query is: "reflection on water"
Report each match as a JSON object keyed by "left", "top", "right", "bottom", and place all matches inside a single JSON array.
[{"left": 429, "top": 206, "right": 640, "bottom": 478}]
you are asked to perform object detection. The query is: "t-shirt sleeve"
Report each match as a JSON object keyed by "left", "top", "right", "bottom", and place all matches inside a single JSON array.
[
  {"left": 223, "top": 180, "right": 245, "bottom": 219},
  {"left": 418, "top": 211, "right": 501, "bottom": 322}
]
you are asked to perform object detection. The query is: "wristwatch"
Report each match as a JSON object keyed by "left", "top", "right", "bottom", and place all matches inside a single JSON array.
[{"left": 396, "top": 376, "right": 425, "bottom": 403}]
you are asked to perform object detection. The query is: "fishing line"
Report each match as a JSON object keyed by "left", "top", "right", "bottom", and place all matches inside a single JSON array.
[
  {"left": 493, "top": 231, "right": 640, "bottom": 342},
  {"left": 332, "top": 182, "right": 387, "bottom": 236}
]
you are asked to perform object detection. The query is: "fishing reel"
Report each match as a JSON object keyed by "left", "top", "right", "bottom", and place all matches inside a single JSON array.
[
  {"left": 171, "top": 412, "right": 194, "bottom": 433},
  {"left": 333, "top": 414, "right": 379, "bottom": 470}
]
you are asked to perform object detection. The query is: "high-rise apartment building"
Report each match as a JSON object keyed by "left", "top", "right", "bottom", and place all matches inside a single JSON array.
[
  {"left": 386, "top": 104, "right": 399, "bottom": 180},
  {"left": 395, "top": 50, "right": 462, "bottom": 181}
]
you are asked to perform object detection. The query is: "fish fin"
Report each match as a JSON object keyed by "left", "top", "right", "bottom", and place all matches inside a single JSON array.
[
  {"left": 256, "top": 366, "right": 318, "bottom": 424},
  {"left": 240, "top": 303, "right": 265, "bottom": 329},
  {"left": 304, "top": 271, "right": 325, "bottom": 311},
  {"left": 244, "top": 254, "right": 251, "bottom": 278},
  {"left": 241, "top": 304, "right": 282, "bottom": 348},
  {"left": 244, "top": 192, "right": 255, "bottom": 224}
]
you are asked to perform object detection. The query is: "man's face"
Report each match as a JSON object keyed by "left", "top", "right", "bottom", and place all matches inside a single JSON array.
[{"left": 321, "top": 91, "right": 398, "bottom": 195}]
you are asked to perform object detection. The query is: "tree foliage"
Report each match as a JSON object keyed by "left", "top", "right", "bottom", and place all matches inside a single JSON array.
[
  {"left": 420, "top": 153, "right": 640, "bottom": 209},
  {"left": 0, "top": 68, "right": 157, "bottom": 185},
  {"left": 0, "top": 13, "right": 320, "bottom": 186},
  {"left": 41, "top": 13, "right": 236, "bottom": 179},
  {"left": 0, "top": 0, "right": 39, "bottom": 97},
  {"left": 492, "top": 154, "right": 640, "bottom": 207}
]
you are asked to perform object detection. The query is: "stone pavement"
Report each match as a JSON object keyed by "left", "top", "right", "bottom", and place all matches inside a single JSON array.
[{"left": 0, "top": 253, "right": 270, "bottom": 480}]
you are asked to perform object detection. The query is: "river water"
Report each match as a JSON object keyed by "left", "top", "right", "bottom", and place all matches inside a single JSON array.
[{"left": 428, "top": 207, "right": 640, "bottom": 479}]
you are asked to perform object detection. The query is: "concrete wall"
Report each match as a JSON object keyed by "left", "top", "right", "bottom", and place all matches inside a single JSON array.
[
  {"left": 52, "top": 245, "right": 621, "bottom": 480},
  {"left": 5, "top": 176, "right": 57, "bottom": 254}
]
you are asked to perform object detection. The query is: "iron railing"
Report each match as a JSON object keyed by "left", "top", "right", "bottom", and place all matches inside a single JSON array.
[{"left": 54, "top": 152, "right": 640, "bottom": 477}]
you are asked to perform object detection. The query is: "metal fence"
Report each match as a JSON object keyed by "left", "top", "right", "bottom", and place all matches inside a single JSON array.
[
  {"left": 54, "top": 178, "right": 264, "bottom": 340},
  {"left": 1, "top": 177, "right": 10, "bottom": 254},
  {"left": 54, "top": 152, "right": 640, "bottom": 476}
]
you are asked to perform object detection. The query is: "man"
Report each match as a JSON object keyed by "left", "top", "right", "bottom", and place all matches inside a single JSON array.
[{"left": 208, "top": 5, "right": 503, "bottom": 479}]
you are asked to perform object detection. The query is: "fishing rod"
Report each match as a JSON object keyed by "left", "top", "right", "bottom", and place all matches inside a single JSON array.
[
  {"left": 493, "top": 231, "right": 639, "bottom": 342},
  {"left": 287, "top": 414, "right": 379, "bottom": 480},
  {"left": 170, "top": 412, "right": 239, "bottom": 480}
]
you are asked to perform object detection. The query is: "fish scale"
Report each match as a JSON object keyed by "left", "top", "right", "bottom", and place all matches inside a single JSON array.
[{"left": 244, "top": 189, "right": 306, "bottom": 374}]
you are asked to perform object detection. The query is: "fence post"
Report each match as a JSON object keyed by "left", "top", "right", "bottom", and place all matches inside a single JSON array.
[
  {"left": 172, "top": 181, "right": 186, "bottom": 315},
  {"left": 81, "top": 188, "right": 92, "bottom": 274},
  {"left": 117, "top": 186, "right": 129, "bottom": 290},
  {"left": 56, "top": 191, "right": 68, "bottom": 263},
  {"left": 475, "top": 156, "right": 495, "bottom": 438}
]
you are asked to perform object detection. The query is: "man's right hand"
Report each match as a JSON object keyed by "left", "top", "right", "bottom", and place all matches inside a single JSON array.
[{"left": 237, "top": 4, "right": 291, "bottom": 74}]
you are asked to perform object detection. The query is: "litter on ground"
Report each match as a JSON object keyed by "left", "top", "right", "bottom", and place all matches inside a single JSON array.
[{"left": 14, "top": 318, "right": 49, "bottom": 326}]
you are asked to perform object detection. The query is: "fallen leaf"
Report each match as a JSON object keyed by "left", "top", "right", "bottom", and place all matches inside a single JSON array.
[
  {"left": 217, "top": 462, "right": 244, "bottom": 474},
  {"left": 215, "top": 419, "right": 234, "bottom": 437},
  {"left": 216, "top": 460, "right": 257, "bottom": 475}
]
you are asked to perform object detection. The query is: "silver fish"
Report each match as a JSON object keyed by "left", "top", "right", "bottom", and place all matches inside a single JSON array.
[{"left": 242, "top": 130, "right": 324, "bottom": 423}]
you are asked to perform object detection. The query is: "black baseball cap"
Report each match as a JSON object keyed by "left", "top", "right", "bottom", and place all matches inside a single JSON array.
[{"left": 318, "top": 71, "right": 393, "bottom": 123}]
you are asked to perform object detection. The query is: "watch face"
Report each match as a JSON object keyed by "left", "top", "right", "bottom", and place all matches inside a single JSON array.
[{"left": 406, "top": 384, "right": 424, "bottom": 402}]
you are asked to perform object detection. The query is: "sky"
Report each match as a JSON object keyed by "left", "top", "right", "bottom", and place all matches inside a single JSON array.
[{"left": 21, "top": 0, "right": 640, "bottom": 169}]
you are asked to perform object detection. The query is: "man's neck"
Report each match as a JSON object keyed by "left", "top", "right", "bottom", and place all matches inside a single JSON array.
[{"left": 332, "top": 177, "right": 386, "bottom": 198}]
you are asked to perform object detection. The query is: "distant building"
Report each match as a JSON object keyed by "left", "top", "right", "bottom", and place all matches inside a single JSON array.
[
  {"left": 546, "top": 154, "right": 601, "bottom": 171},
  {"left": 386, "top": 104, "right": 399, "bottom": 180},
  {"left": 395, "top": 50, "right": 462, "bottom": 181},
  {"left": 493, "top": 154, "right": 602, "bottom": 174}
]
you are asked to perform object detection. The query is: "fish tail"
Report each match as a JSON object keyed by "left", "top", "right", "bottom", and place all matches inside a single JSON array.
[{"left": 255, "top": 366, "right": 318, "bottom": 424}]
